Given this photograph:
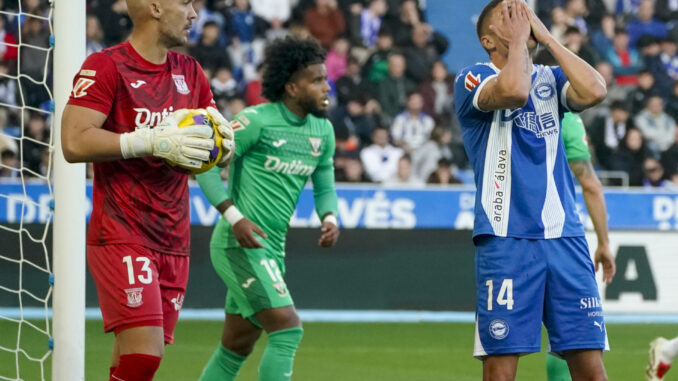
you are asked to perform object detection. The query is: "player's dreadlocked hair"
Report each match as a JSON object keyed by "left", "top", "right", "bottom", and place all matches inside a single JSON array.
[
  {"left": 262, "top": 37, "right": 327, "bottom": 102},
  {"left": 476, "top": 0, "right": 503, "bottom": 41}
]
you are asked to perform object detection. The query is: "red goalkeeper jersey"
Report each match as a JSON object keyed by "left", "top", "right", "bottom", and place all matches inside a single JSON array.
[{"left": 67, "top": 41, "right": 215, "bottom": 255}]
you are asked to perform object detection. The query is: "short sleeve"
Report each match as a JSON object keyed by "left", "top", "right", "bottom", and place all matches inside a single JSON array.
[
  {"left": 195, "top": 60, "right": 216, "bottom": 109},
  {"left": 453, "top": 64, "right": 498, "bottom": 119},
  {"left": 232, "top": 108, "right": 263, "bottom": 157},
  {"left": 67, "top": 52, "right": 118, "bottom": 115},
  {"left": 561, "top": 112, "right": 591, "bottom": 162},
  {"left": 549, "top": 66, "right": 571, "bottom": 112}
]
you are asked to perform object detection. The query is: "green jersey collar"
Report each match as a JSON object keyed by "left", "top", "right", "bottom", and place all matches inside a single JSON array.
[{"left": 277, "top": 102, "right": 307, "bottom": 126}]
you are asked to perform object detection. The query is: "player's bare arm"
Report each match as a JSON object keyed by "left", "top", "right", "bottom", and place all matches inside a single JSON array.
[
  {"left": 61, "top": 105, "right": 121, "bottom": 162},
  {"left": 477, "top": 0, "right": 533, "bottom": 111},
  {"left": 569, "top": 160, "right": 616, "bottom": 284},
  {"left": 318, "top": 213, "right": 339, "bottom": 248},
  {"left": 526, "top": 6, "right": 606, "bottom": 111},
  {"left": 217, "top": 199, "right": 268, "bottom": 249}
]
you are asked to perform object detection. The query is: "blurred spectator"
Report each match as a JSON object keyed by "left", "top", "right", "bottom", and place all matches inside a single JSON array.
[
  {"left": 359, "top": 0, "right": 388, "bottom": 48},
  {"left": 589, "top": 100, "right": 631, "bottom": 167},
  {"left": 606, "top": 27, "right": 643, "bottom": 86},
  {"left": 634, "top": 94, "right": 676, "bottom": 153},
  {"left": 578, "top": 61, "right": 628, "bottom": 127},
  {"left": 404, "top": 23, "right": 442, "bottom": 83},
  {"left": 97, "top": 0, "right": 131, "bottom": 46},
  {"left": 608, "top": 128, "right": 651, "bottom": 186},
  {"left": 0, "top": 149, "right": 18, "bottom": 180},
  {"left": 590, "top": 13, "right": 615, "bottom": 57},
  {"left": 20, "top": 17, "right": 49, "bottom": 107},
  {"left": 564, "top": 0, "right": 589, "bottom": 36},
  {"left": 564, "top": 25, "right": 599, "bottom": 66},
  {"left": 384, "top": 154, "right": 424, "bottom": 186},
  {"left": 0, "top": 109, "right": 18, "bottom": 155},
  {"left": 21, "top": 112, "right": 47, "bottom": 175},
  {"left": 325, "top": 37, "right": 349, "bottom": 83},
  {"left": 86, "top": 15, "right": 106, "bottom": 56},
  {"left": 335, "top": 154, "right": 369, "bottom": 182},
  {"left": 655, "top": 0, "right": 678, "bottom": 23},
  {"left": 637, "top": 35, "right": 673, "bottom": 98},
  {"left": 224, "top": 97, "right": 247, "bottom": 120},
  {"left": 391, "top": 91, "right": 434, "bottom": 153},
  {"left": 375, "top": 52, "right": 416, "bottom": 122},
  {"left": 250, "top": 0, "right": 292, "bottom": 25},
  {"left": 304, "top": 0, "right": 345, "bottom": 48},
  {"left": 383, "top": 0, "right": 424, "bottom": 47},
  {"left": 666, "top": 81, "right": 678, "bottom": 121},
  {"left": 187, "top": 0, "right": 225, "bottom": 44},
  {"left": 360, "top": 126, "right": 403, "bottom": 182},
  {"left": 190, "top": 20, "right": 231, "bottom": 74},
  {"left": 627, "top": 70, "right": 656, "bottom": 114},
  {"left": 550, "top": 7, "right": 570, "bottom": 44},
  {"left": 642, "top": 157, "right": 669, "bottom": 187},
  {"left": 418, "top": 60, "right": 454, "bottom": 125},
  {"left": 225, "top": 0, "right": 267, "bottom": 46},
  {"left": 660, "top": 128, "right": 678, "bottom": 177},
  {"left": 615, "top": 0, "right": 643, "bottom": 14},
  {"left": 336, "top": 56, "right": 368, "bottom": 106},
  {"left": 411, "top": 126, "right": 453, "bottom": 182},
  {"left": 584, "top": 0, "right": 609, "bottom": 27},
  {"left": 210, "top": 67, "right": 239, "bottom": 101},
  {"left": 426, "top": 158, "right": 461, "bottom": 185},
  {"left": 361, "top": 28, "right": 394, "bottom": 82},
  {"left": 659, "top": 37, "right": 678, "bottom": 80},
  {"left": 244, "top": 63, "right": 267, "bottom": 106},
  {"left": 626, "top": 0, "right": 668, "bottom": 47},
  {"left": 330, "top": 94, "right": 376, "bottom": 147},
  {"left": 0, "top": 61, "right": 17, "bottom": 107},
  {"left": 0, "top": 16, "right": 18, "bottom": 62}
]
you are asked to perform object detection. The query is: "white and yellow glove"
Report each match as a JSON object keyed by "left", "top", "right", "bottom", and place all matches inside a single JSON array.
[
  {"left": 119, "top": 109, "right": 215, "bottom": 169},
  {"left": 206, "top": 106, "right": 235, "bottom": 167}
]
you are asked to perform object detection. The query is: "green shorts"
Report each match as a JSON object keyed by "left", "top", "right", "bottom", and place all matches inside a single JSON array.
[{"left": 210, "top": 244, "right": 293, "bottom": 322}]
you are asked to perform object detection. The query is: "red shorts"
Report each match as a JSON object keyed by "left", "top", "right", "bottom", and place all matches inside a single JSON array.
[{"left": 87, "top": 244, "right": 189, "bottom": 344}]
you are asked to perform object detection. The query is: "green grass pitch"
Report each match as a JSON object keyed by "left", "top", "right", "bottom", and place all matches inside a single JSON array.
[{"left": 1, "top": 320, "right": 675, "bottom": 380}]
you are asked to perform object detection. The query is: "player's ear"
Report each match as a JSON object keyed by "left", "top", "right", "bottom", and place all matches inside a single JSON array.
[
  {"left": 285, "top": 82, "right": 298, "bottom": 98},
  {"left": 480, "top": 35, "right": 495, "bottom": 53},
  {"left": 149, "top": 1, "right": 162, "bottom": 19}
]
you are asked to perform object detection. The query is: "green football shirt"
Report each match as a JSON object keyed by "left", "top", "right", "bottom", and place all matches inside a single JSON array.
[
  {"left": 561, "top": 112, "right": 591, "bottom": 162},
  {"left": 197, "top": 102, "right": 338, "bottom": 253}
]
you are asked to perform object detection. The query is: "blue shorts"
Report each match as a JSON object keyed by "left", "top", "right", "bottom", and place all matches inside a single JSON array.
[{"left": 473, "top": 235, "right": 609, "bottom": 359}]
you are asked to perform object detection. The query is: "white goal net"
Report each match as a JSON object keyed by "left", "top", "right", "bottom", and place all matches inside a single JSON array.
[{"left": 0, "top": 0, "right": 82, "bottom": 380}]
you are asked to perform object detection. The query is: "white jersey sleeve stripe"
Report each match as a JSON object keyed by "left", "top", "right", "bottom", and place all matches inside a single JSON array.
[
  {"left": 472, "top": 74, "right": 498, "bottom": 112},
  {"left": 533, "top": 69, "right": 566, "bottom": 238},
  {"left": 481, "top": 110, "right": 512, "bottom": 237},
  {"left": 560, "top": 81, "right": 571, "bottom": 111}
]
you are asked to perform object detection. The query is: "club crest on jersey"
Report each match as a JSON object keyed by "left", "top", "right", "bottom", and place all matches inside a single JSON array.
[
  {"left": 309, "top": 137, "right": 322, "bottom": 157},
  {"left": 464, "top": 72, "right": 481, "bottom": 92},
  {"left": 124, "top": 287, "right": 144, "bottom": 308},
  {"left": 172, "top": 74, "right": 190, "bottom": 95},
  {"left": 72, "top": 77, "right": 95, "bottom": 98}
]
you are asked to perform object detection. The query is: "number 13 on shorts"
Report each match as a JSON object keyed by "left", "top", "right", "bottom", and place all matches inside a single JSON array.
[{"left": 485, "top": 279, "right": 514, "bottom": 311}]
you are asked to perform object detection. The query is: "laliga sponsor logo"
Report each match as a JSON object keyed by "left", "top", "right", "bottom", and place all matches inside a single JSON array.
[
  {"left": 171, "top": 293, "right": 184, "bottom": 311},
  {"left": 489, "top": 319, "right": 509, "bottom": 340},
  {"left": 264, "top": 155, "right": 315, "bottom": 176},
  {"left": 134, "top": 106, "right": 175, "bottom": 129}
]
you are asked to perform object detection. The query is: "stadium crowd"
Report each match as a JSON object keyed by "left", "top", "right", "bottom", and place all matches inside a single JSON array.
[{"left": 1, "top": 0, "right": 678, "bottom": 188}]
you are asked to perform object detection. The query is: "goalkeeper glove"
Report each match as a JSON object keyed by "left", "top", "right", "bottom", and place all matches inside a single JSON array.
[
  {"left": 119, "top": 109, "right": 215, "bottom": 169},
  {"left": 206, "top": 106, "right": 235, "bottom": 167}
]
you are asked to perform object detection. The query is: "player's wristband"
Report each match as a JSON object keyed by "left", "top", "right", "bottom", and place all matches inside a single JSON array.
[
  {"left": 322, "top": 214, "right": 338, "bottom": 226},
  {"left": 223, "top": 205, "right": 245, "bottom": 226}
]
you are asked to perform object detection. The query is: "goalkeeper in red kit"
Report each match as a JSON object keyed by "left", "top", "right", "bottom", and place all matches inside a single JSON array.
[{"left": 60, "top": 1, "right": 234, "bottom": 380}]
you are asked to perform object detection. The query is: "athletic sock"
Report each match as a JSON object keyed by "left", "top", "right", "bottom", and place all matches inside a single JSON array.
[
  {"left": 198, "top": 344, "right": 247, "bottom": 381},
  {"left": 109, "top": 353, "right": 161, "bottom": 381},
  {"left": 661, "top": 337, "right": 678, "bottom": 364},
  {"left": 546, "top": 354, "right": 572, "bottom": 381},
  {"left": 258, "top": 327, "right": 303, "bottom": 381}
]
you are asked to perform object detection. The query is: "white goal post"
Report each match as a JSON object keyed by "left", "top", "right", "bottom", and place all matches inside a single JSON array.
[{"left": 52, "top": 0, "right": 86, "bottom": 379}]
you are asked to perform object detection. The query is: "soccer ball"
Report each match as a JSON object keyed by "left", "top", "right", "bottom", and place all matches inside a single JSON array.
[{"left": 166, "top": 109, "right": 223, "bottom": 174}]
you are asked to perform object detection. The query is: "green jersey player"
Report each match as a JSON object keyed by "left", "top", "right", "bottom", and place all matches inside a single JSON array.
[
  {"left": 546, "top": 112, "right": 616, "bottom": 381},
  {"left": 196, "top": 37, "right": 339, "bottom": 381}
]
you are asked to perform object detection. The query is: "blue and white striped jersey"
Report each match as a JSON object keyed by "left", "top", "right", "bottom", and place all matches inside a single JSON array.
[{"left": 454, "top": 63, "right": 585, "bottom": 240}]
